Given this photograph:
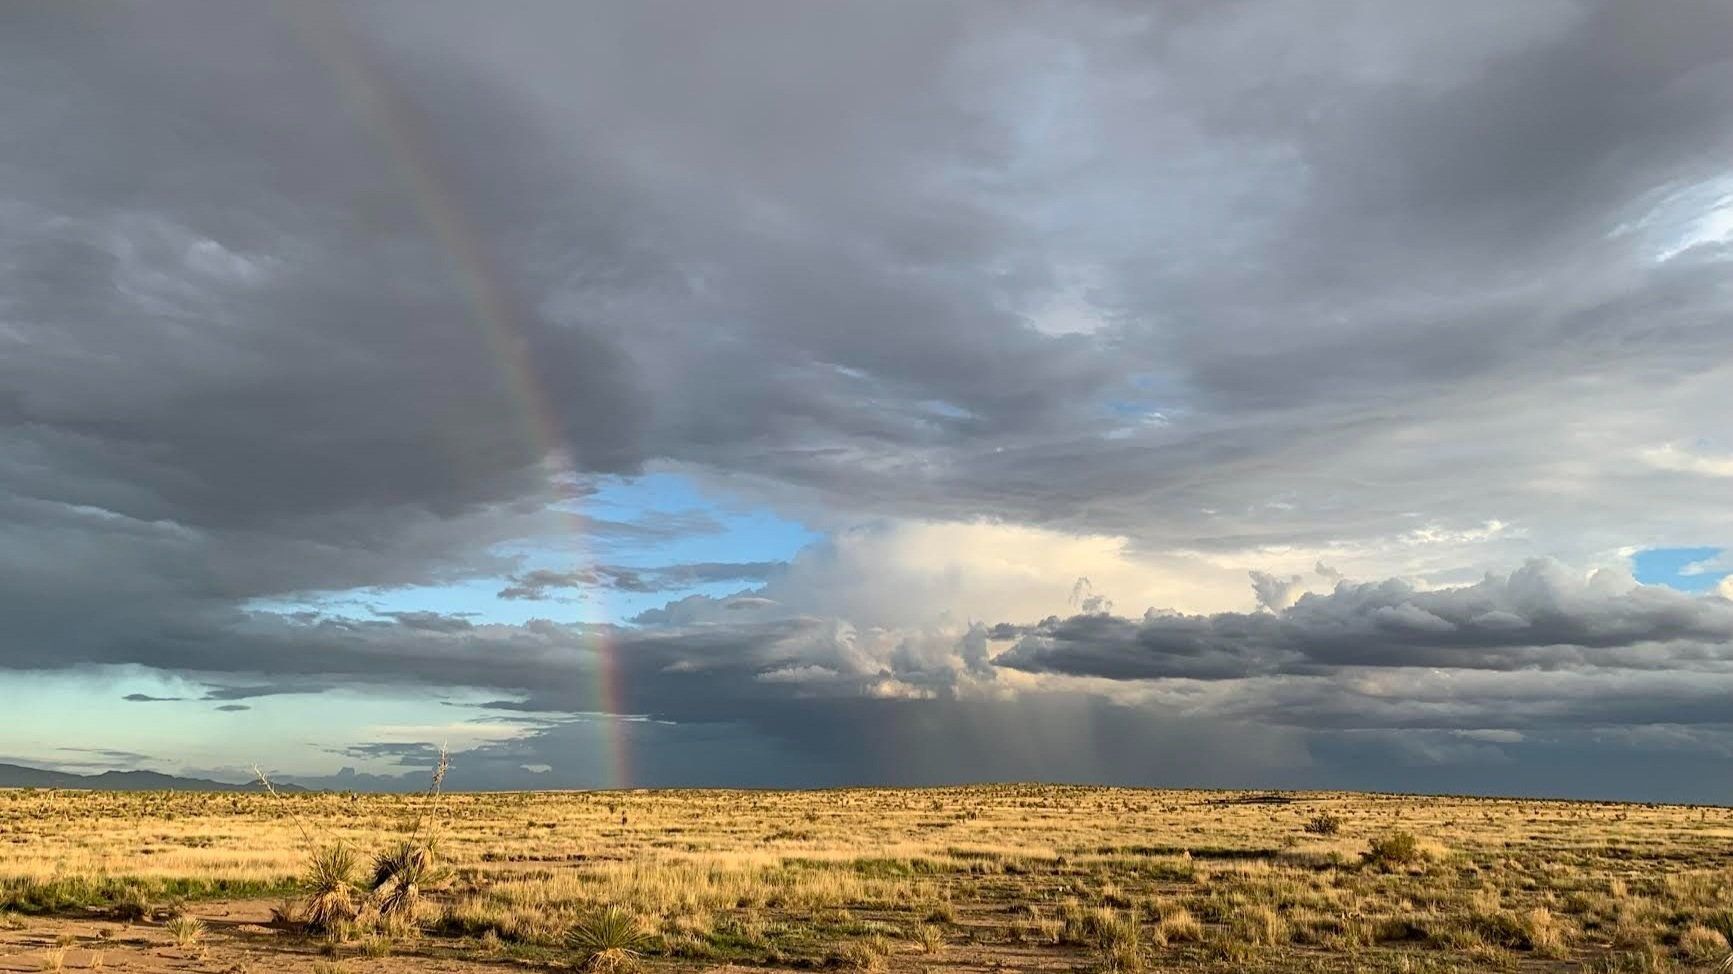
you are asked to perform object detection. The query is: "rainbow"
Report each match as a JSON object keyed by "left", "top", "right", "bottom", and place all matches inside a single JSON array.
[{"left": 280, "top": 2, "right": 631, "bottom": 788}]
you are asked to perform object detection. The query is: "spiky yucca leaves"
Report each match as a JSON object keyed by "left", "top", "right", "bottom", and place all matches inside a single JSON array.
[
  {"left": 302, "top": 843, "right": 360, "bottom": 932},
  {"left": 165, "top": 914, "right": 205, "bottom": 948},
  {"left": 565, "top": 906, "right": 653, "bottom": 971},
  {"left": 361, "top": 746, "right": 453, "bottom": 927},
  {"left": 369, "top": 839, "right": 447, "bottom": 920}
]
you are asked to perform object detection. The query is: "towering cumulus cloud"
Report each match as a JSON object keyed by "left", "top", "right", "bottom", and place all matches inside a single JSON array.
[{"left": 2, "top": 1, "right": 1732, "bottom": 798}]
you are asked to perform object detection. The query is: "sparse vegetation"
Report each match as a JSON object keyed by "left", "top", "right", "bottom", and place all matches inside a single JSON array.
[{"left": 2, "top": 785, "right": 1731, "bottom": 971}]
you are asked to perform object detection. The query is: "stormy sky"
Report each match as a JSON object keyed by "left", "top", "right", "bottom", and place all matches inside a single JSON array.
[{"left": 3, "top": 1, "right": 1733, "bottom": 800}]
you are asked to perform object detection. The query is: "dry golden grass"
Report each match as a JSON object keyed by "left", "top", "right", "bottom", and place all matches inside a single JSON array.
[{"left": 3, "top": 785, "right": 1733, "bottom": 972}]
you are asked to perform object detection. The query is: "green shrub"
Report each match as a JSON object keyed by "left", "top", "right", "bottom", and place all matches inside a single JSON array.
[{"left": 1362, "top": 830, "right": 1424, "bottom": 869}]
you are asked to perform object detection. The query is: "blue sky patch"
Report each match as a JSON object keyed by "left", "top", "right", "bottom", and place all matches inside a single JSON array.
[
  {"left": 251, "top": 473, "right": 817, "bottom": 625},
  {"left": 1630, "top": 547, "right": 1728, "bottom": 593}
]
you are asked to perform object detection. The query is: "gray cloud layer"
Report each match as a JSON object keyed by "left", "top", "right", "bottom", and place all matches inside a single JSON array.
[
  {"left": 498, "top": 561, "right": 783, "bottom": 600},
  {"left": 4, "top": 1, "right": 1733, "bottom": 796},
  {"left": 995, "top": 561, "right": 1733, "bottom": 680}
]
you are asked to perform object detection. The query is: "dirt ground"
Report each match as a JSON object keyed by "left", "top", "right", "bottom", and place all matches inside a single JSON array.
[{"left": 0, "top": 898, "right": 1091, "bottom": 973}]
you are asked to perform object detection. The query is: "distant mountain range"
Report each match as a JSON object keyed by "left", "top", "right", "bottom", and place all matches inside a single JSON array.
[{"left": 0, "top": 762, "right": 304, "bottom": 792}]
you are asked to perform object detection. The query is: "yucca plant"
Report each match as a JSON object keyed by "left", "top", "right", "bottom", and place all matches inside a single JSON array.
[
  {"left": 254, "top": 766, "right": 356, "bottom": 934},
  {"left": 302, "top": 843, "right": 360, "bottom": 932},
  {"left": 165, "top": 914, "right": 205, "bottom": 948},
  {"left": 565, "top": 905, "right": 654, "bottom": 972},
  {"left": 369, "top": 838, "right": 447, "bottom": 920},
  {"left": 255, "top": 750, "right": 452, "bottom": 938}
]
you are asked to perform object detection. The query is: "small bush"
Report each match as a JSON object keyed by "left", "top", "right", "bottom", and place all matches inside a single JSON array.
[
  {"left": 1153, "top": 906, "right": 1203, "bottom": 946},
  {"left": 1302, "top": 811, "right": 1343, "bottom": 835},
  {"left": 1677, "top": 924, "right": 1728, "bottom": 963},
  {"left": 111, "top": 887, "right": 151, "bottom": 922},
  {"left": 1361, "top": 830, "right": 1424, "bottom": 869}
]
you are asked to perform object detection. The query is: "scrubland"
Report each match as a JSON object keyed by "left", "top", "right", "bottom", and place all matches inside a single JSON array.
[{"left": 3, "top": 784, "right": 1733, "bottom": 972}]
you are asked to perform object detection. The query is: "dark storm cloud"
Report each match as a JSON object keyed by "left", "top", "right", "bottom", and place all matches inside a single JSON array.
[
  {"left": 994, "top": 561, "right": 1733, "bottom": 681},
  {"left": 122, "top": 694, "right": 182, "bottom": 703},
  {"left": 296, "top": 695, "right": 1312, "bottom": 792},
  {"left": 4, "top": 0, "right": 1730, "bottom": 610},
  {"left": 59, "top": 748, "right": 153, "bottom": 764},
  {"left": 498, "top": 561, "right": 783, "bottom": 599},
  {"left": 31, "top": 561, "right": 1732, "bottom": 745},
  {"left": 4, "top": 1, "right": 1723, "bottom": 570},
  {"left": 496, "top": 569, "right": 600, "bottom": 600},
  {"left": 305, "top": 694, "right": 1733, "bottom": 802},
  {"left": 376, "top": 610, "right": 476, "bottom": 633},
  {"left": 199, "top": 683, "right": 330, "bottom": 702},
  {"left": 332, "top": 742, "right": 449, "bottom": 767},
  {"left": 4, "top": 0, "right": 1733, "bottom": 792}
]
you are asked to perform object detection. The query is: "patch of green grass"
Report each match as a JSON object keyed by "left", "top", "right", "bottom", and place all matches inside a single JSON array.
[{"left": 0, "top": 875, "right": 293, "bottom": 915}]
